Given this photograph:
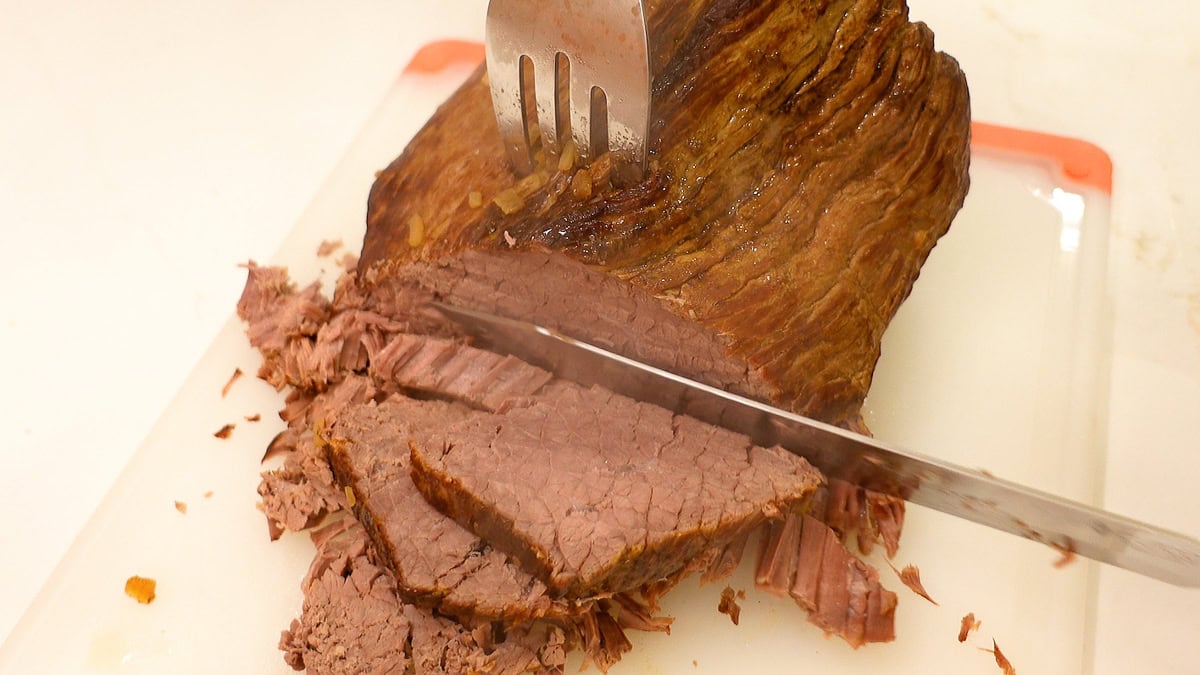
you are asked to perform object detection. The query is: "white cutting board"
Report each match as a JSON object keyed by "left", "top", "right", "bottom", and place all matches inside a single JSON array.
[{"left": 0, "top": 48, "right": 1114, "bottom": 674}]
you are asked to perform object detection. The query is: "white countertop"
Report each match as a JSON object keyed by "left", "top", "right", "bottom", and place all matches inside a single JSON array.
[{"left": 2, "top": 1, "right": 1197, "bottom": 671}]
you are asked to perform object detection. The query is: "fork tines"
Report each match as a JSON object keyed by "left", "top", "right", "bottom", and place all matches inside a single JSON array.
[{"left": 485, "top": 0, "right": 651, "bottom": 177}]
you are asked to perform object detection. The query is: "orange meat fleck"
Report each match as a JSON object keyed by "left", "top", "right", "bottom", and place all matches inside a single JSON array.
[
  {"left": 124, "top": 576, "right": 157, "bottom": 604},
  {"left": 214, "top": 424, "right": 235, "bottom": 440}
]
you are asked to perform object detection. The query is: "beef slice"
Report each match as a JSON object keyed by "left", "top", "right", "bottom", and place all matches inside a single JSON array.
[{"left": 409, "top": 382, "right": 824, "bottom": 597}]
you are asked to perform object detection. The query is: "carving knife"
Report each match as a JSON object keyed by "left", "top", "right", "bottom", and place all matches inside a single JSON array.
[{"left": 433, "top": 301, "right": 1200, "bottom": 588}]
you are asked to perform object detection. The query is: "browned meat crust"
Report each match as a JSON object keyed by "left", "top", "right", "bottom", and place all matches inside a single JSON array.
[{"left": 361, "top": 0, "right": 970, "bottom": 428}]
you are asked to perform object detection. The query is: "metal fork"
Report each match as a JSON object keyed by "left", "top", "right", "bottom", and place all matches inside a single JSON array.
[{"left": 485, "top": 0, "right": 651, "bottom": 177}]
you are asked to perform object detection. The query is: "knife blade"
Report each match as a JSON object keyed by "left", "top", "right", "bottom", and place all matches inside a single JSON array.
[{"left": 432, "top": 301, "right": 1200, "bottom": 588}]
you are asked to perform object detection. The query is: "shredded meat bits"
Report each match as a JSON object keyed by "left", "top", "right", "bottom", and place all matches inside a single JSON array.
[
  {"left": 982, "top": 639, "right": 1016, "bottom": 674},
  {"left": 958, "top": 612, "right": 981, "bottom": 642},
  {"left": 718, "top": 587, "right": 744, "bottom": 625}
]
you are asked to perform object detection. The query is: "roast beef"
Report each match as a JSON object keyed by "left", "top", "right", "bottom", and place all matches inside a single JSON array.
[
  {"left": 257, "top": 376, "right": 378, "bottom": 539},
  {"left": 240, "top": 263, "right": 903, "bottom": 656},
  {"left": 279, "top": 516, "right": 566, "bottom": 674},
  {"left": 279, "top": 522, "right": 410, "bottom": 673},
  {"left": 369, "top": 332, "right": 554, "bottom": 411},
  {"left": 237, "top": 0, "right": 973, "bottom": 668},
  {"left": 358, "top": 0, "right": 971, "bottom": 429},
  {"left": 325, "top": 397, "right": 564, "bottom": 623},
  {"left": 408, "top": 381, "right": 825, "bottom": 597},
  {"left": 819, "top": 478, "right": 906, "bottom": 558}
]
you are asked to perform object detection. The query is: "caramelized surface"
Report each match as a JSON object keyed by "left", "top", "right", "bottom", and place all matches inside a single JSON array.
[{"left": 362, "top": 0, "right": 970, "bottom": 426}]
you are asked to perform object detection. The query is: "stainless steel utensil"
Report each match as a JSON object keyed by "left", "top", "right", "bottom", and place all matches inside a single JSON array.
[
  {"left": 432, "top": 301, "right": 1200, "bottom": 588},
  {"left": 485, "top": 0, "right": 651, "bottom": 175}
]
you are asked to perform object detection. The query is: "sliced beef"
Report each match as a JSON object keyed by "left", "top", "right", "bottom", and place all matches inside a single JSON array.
[
  {"left": 280, "top": 522, "right": 409, "bottom": 673},
  {"left": 755, "top": 512, "right": 897, "bottom": 647},
  {"left": 257, "top": 375, "right": 378, "bottom": 539},
  {"left": 236, "top": 261, "right": 455, "bottom": 396},
  {"left": 238, "top": 263, "right": 333, "bottom": 391},
  {"left": 377, "top": 251, "right": 761, "bottom": 407},
  {"left": 359, "top": 0, "right": 971, "bottom": 429},
  {"left": 281, "top": 518, "right": 565, "bottom": 674},
  {"left": 409, "top": 382, "right": 824, "bottom": 597},
  {"left": 405, "top": 607, "right": 563, "bottom": 675},
  {"left": 238, "top": 262, "right": 548, "bottom": 541},
  {"left": 325, "top": 398, "right": 563, "bottom": 623},
  {"left": 817, "top": 478, "right": 907, "bottom": 558},
  {"left": 370, "top": 332, "right": 553, "bottom": 411},
  {"left": 240, "top": 263, "right": 905, "bottom": 667},
  {"left": 327, "top": 396, "right": 670, "bottom": 671},
  {"left": 236, "top": 260, "right": 552, "bottom": 414}
]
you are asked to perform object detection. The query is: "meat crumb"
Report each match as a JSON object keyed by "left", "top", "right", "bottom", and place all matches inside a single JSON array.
[
  {"left": 203, "top": 491, "right": 214, "bottom": 499},
  {"left": 174, "top": 500, "right": 187, "bottom": 515},
  {"left": 890, "top": 562, "right": 937, "bottom": 605},
  {"left": 221, "top": 368, "right": 243, "bottom": 398},
  {"left": 692, "top": 660, "right": 699, "bottom": 668},
  {"left": 316, "top": 239, "right": 343, "bottom": 257},
  {"left": 1052, "top": 540, "right": 1077, "bottom": 568},
  {"left": 717, "top": 586, "right": 742, "bottom": 625},
  {"left": 981, "top": 639, "right": 1016, "bottom": 674},
  {"left": 213, "top": 424, "right": 235, "bottom": 440},
  {"left": 958, "top": 612, "right": 981, "bottom": 642},
  {"left": 124, "top": 576, "right": 157, "bottom": 604},
  {"left": 244, "top": 413, "right": 261, "bottom": 422},
  {"left": 493, "top": 188, "right": 525, "bottom": 215},
  {"left": 339, "top": 253, "right": 358, "bottom": 272}
]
